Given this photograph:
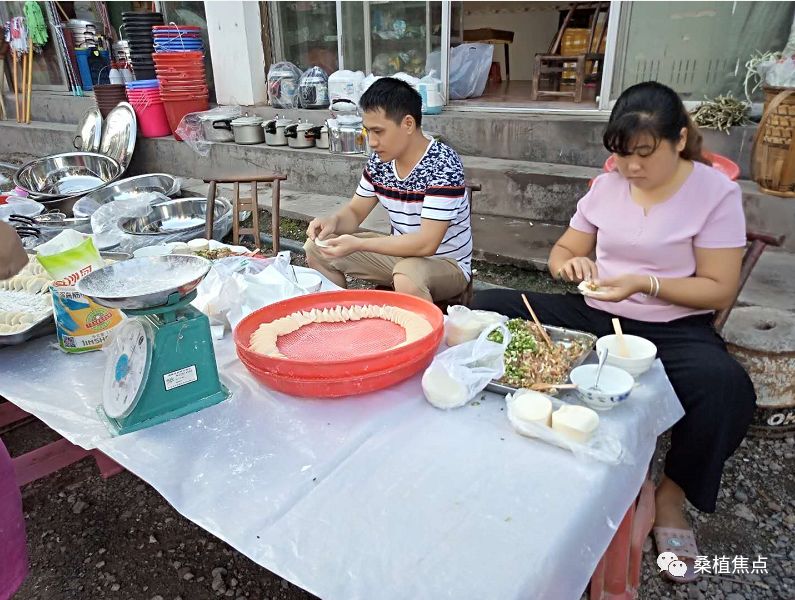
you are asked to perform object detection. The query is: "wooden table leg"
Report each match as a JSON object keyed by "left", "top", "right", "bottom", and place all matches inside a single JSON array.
[
  {"left": 271, "top": 179, "right": 281, "bottom": 254},
  {"left": 504, "top": 43, "right": 510, "bottom": 81},
  {"left": 251, "top": 181, "right": 261, "bottom": 250},
  {"left": 232, "top": 181, "right": 240, "bottom": 245},
  {"left": 205, "top": 180, "right": 216, "bottom": 240}
]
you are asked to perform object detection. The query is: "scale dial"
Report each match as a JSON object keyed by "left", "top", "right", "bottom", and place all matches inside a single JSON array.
[{"left": 102, "top": 319, "right": 153, "bottom": 420}]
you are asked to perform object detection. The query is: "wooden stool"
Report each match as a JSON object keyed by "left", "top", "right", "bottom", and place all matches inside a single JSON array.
[{"left": 203, "top": 174, "right": 287, "bottom": 253}]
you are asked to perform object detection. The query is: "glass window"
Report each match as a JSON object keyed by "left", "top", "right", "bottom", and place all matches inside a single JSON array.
[
  {"left": 611, "top": 1, "right": 794, "bottom": 102},
  {"left": 338, "top": 1, "right": 443, "bottom": 77},
  {"left": 0, "top": 1, "right": 68, "bottom": 89},
  {"left": 269, "top": 1, "right": 339, "bottom": 74}
]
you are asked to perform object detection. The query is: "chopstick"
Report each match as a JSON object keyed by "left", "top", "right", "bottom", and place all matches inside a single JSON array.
[
  {"left": 612, "top": 317, "right": 629, "bottom": 358},
  {"left": 530, "top": 383, "right": 578, "bottom": 391},
  {"left": 521, "top": 293, "right": 553, "bottom": 348}
]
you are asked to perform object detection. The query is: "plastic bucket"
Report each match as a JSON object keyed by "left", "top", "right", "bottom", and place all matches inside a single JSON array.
[
  {"left": 163, "top": 96, "right": 209, "bottom": 139},
  {"left": 133, "top": 98, "right": 171, "bottom": 138}
]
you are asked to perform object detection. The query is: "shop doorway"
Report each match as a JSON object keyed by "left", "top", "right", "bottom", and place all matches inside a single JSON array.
[{"left": 450, "top": 1, "right": 610, "bottom": 111}]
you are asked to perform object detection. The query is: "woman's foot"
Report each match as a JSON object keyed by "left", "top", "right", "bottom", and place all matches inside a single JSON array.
[{"left": 653, "top": 476, "right": 700, "bottom": 584}]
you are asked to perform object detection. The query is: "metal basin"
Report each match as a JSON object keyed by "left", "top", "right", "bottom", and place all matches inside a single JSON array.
[
  {"left": 75, "top": 255, "right": 212, "bottom": 310},
  {"left": 79, "top": 173, "right": 181, "bottom": 207},
  {"left": 119, "top": 197, "right": 231, "bottom": 236},
  {"left": 14, "top": 152, "right": 123, "bottom": 201}
]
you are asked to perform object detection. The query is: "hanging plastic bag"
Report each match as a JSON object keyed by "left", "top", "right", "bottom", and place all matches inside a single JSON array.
[
  {"left": 761, "top": 56, "right": 795, "bottom": 88},
  {"left": 426, "top": 43, "right": 493, "bottom": 99},
  {"left": 298, "top": 66, "right": 329, "bottom": 109},
  {"left": 422, "top": 324, "right": 511, "bottom": 410},
  {"left": 445, "top": 305, "right": 508, "bottom": 347},
  {"left": 267, "top": 62, "right": 303, "bottom": 109}
]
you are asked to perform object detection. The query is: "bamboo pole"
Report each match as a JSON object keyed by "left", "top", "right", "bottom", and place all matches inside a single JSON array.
[
  {"left": 13, "top": 51, "right": 19, "bottom": 122},
  {"left": 26, "top": 31, "right": 33, "bottom": 123}
]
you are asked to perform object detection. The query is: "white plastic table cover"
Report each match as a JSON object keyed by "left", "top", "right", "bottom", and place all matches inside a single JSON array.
[{"left": 0, "top": 334, "right": 684, "bottom": 600}]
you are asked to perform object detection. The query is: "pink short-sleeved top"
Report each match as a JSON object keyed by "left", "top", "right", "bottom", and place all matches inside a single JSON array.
[{"left": 569, "top": 161, "right": 746, "bottom": 323}]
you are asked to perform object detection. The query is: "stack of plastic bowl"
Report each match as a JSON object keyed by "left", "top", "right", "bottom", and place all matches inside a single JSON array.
[
  {"left": 152, "top": 27, "right": 209, "bottom": 140},
  {"left": 125, "top": 80, "right": 171, "bottom": 138},
  {"left": 93, "top": 83, "right": 128, "bottom": 118},
  {"left": 122, "top": 11, "right": 164, "bottom": 80}
]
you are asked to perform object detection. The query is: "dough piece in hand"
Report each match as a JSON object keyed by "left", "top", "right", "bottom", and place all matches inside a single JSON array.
[
  {"left": 314, "top": 237, "right": 331, "bottom": 248},
  {"left": 578, "top": 280, "right": 606, "bottom": 297}
]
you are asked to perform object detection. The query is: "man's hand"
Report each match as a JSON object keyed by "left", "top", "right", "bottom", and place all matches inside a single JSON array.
[
  {"left": 0, "top": 222, "right": 29, "bottom": 280},
  {"left": 318, "top": 234, "right": 362, "bottom": 259},
  {"left": 306, "top": 215, "right": 340, "bottom": 241}
]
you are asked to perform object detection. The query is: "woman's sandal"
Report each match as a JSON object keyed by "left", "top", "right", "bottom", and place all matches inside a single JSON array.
[{"left": 652, "top": 526, "right": 701, "bottom": 584}]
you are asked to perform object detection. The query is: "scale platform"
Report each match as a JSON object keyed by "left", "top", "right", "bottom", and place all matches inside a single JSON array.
[{"left": 76, "top": 255, "right": 230, "bottom": 435}]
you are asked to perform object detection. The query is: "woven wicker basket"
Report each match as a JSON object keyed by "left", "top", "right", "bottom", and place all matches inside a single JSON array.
[{"left": 752, "top": 86, "right": 795, "bottom": 197}]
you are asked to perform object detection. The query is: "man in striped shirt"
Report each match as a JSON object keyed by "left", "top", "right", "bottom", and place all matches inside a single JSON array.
[{"left": 304, "top": 78, "right": 472, "bottom": 303}]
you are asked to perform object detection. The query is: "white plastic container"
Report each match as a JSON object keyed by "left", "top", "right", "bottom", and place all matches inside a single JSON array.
[
  {"left": 419, "top": 72, "right": 444, "bottom": 115},
  {"left": 328, "top": 70, "right": 365, "bottom": 104}
]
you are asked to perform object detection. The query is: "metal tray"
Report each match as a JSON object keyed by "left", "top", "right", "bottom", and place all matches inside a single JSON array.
[
  {"left": 486, "top": 324, "right": 597, "bottom": 395},
  {"left": 0, "top": 312, "right": 55, "bottom": 346}
]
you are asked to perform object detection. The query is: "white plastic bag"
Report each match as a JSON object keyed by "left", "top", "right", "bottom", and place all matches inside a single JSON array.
[
  {"left": 506, "top": 392, "right": 627, "bottom": 464},
  {"left": 426, "top": 43, "right": 493, "bottom": 99},
  {"left": 422, "top": 324, "right": 511, "bottom": 410},
  {"left": 761, "top": 56, "right": 795, "bottom": 88},
  {"left": 268, "top": 62, "right": 303, "bottom": 109},
  {"left": 176, "top": 106, "right": 243, "bottom": 157},
  {"left": 445, "top": 305, "right": 508, "bottom": 346}
]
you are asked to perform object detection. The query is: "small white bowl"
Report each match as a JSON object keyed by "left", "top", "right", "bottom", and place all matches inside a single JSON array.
[
  {"left": 570, "top": 364, "right": 634, "bottom": 411},
  {"left": 296, "top": 271, "right": 322, "bottom": 293},
  {"left": 596, "top": 334, "right": 657, "bottom": 377}
]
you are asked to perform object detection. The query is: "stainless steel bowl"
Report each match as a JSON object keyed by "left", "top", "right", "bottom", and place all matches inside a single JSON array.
[
  {"left": 75, "top": 255, "right": 212, "bottom": 309},
  {"left": 120, "top": 197, "right": 231, "bottom": 236},
  {"left": 14, "top": 152, "right": 123, "bottom": 200},
  {"left": 79, "top": 173, "right": 181, "bottom": 207}
]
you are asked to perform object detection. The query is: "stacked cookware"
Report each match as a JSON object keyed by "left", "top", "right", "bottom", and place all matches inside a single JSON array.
[
  {"left": 93, "top": 84, "right": 128, "bottom": 118},
  {"left": 121, "top": 11, "right": 164, "bottom": 80},
  {"left": 64, "top": 20, "right": 97, "bottom": 48},
  {"left": 152, "top": 25, "right": 209, "bottom": 140}
]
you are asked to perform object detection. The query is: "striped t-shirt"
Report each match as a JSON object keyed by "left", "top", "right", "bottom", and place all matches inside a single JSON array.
[{"left": 356, "top": 138, "right": 472, "bottom": 280}]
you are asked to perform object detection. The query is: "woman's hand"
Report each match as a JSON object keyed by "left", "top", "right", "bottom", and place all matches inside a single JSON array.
[
  {"left": 590, "top": 274, "right": 647, "bottom": 302},
  {"left": 318, "top": 234, "right": 361, "bottom": 259},
  {"left": 557, "top": 257, "right": 598, "bottom": 283}
]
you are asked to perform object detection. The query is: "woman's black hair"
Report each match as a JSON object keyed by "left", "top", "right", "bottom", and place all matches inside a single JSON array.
[
  {"left": 359, "top": 77, "right": 423, "bottom": 127},
  {"left": 603, "top": 81, "right": 710, "bottom": 164}
]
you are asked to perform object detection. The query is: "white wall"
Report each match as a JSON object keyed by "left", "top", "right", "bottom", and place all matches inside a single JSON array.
[{"left": 463, "top": 1, "right": 561, "bottom": 81}]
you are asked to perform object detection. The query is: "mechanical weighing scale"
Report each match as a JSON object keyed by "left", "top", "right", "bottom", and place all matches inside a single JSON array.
[{"left": 76, "top": 255, "right": 229, "bottom": 435}]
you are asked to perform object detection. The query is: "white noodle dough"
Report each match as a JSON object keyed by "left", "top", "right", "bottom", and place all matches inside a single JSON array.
[{"left": 249, "top": 303, "right": 433, "bottom": 358}]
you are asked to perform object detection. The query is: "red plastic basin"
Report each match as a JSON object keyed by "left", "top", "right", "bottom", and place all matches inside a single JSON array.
[{"left": 603, "top": 151, "right": 740, "bottom": 181}]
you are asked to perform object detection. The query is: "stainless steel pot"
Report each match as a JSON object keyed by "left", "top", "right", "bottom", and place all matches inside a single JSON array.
[
  {"left": 314, "top": 124, "right": 330, "bottom": 149},
  {"left": 285, "top": 122, "right": 317, "bottom": 149},
  {"left": 263, "top": 117, "right": 293, "bottom": 146},
  {"left": 328, "top": 116, "right": 366, "bottom": 154},
  {"left": 230, "top": 116, "right": 265, "bottom": 144},
  {"left": 200, "top": 116, "right": 234, "bottom": 143}
]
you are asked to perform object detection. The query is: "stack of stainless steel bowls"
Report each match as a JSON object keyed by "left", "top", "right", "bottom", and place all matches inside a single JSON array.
[{"left": 64, "top": 20, "right": 97, "bottom": 47}]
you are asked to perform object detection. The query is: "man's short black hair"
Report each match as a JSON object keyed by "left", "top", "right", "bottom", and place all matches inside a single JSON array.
[{"left": 359, "top": 77, "right": 423, "bottom": 127}]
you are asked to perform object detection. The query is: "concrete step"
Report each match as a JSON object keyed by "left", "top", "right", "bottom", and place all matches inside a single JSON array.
[{"left": 3, "top": 91, "right": 754, "bottom": 177}]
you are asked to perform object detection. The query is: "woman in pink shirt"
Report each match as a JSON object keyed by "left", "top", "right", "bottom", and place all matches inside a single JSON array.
[{"left": 472, "top": 82, "right": 754, "bottom": 584}]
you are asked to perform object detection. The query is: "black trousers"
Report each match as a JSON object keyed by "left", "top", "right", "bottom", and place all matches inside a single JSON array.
[{"left": 471, "top": 290, "right": 756, "bottom": 513}]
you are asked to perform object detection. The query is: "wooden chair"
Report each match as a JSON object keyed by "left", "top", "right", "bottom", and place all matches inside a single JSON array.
[
  {"left": 203, "top": 174, "right": 287, "bottom": 253},
  {"left": 531, "top": 2, "right": 609, "bottom": 103}
]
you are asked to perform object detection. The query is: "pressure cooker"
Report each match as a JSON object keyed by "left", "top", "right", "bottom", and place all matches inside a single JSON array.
[
  {"left": 284, "top": 122, "right": 317, "bottom": 149},
  {"left": 230, "top": 116, "right": 265, "bottom": 145},
  {"left": 263, "top": 117, "right": 294, "bottom": 146}
]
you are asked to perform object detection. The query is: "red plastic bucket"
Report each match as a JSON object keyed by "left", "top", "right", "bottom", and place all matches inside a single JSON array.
[
  {"left": 162, "top": 96, "right": 209, "bottom": 139},
  {"left": 133, "top": 98, "right": 171, "bottom": 138}
]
